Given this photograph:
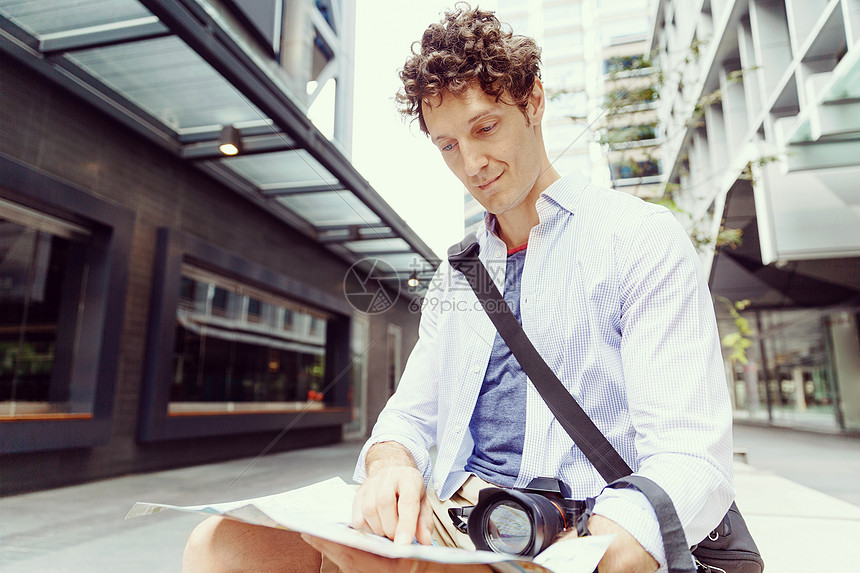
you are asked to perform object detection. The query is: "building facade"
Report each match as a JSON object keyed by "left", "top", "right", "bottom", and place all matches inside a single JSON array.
[
  {"left": 0, "top": 0, "right": 433, "bottom": 494},
  {"left": 651, "top": 0, "right": 860, "bottom": 433}
]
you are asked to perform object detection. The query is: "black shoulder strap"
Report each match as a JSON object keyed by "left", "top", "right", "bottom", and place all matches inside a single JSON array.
[
  {"left": 447, "top": 235, "right": 633, "bottom": 483},
  {"left": 605, "top": 476, "right": 697, "bottom": 573}
]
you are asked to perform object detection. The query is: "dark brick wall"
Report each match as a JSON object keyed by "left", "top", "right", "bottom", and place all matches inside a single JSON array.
[{"left": 0, "top": 53, "right": 421, "bottom": 494}]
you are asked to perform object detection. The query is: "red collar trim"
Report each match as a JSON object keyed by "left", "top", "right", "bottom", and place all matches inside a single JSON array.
[{"left": 507, "top": 243, "right": 528, "bottom": 256}]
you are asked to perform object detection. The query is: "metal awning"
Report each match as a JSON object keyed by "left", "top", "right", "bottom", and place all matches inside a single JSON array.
[
  {"left": 709, "top": 179, "right": 860, "bottom": 310},
  {"left": 0, "top": 0, "right": 438, "bottom": 293}
]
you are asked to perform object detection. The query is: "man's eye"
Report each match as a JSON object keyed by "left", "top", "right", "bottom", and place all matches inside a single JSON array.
[
  {"left": 479, "top": 124, "right": 495, "bottom": 133},
  {"left": 441, "top": 142, "right": 456, "bottom": 152}
]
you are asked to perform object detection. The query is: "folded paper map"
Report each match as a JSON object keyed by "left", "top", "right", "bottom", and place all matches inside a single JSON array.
[{"left": 127, "top": 477, "right": 611, "bottom": 572}]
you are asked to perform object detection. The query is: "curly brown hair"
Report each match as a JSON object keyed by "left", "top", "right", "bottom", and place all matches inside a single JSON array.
[{"left": 396, "top": 3, "right": 542, "bottom": 135}]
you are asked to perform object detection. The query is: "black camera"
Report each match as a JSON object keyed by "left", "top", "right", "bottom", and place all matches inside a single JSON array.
[{"left": 448, "top": 477, "right": 587, "bottom": 557}]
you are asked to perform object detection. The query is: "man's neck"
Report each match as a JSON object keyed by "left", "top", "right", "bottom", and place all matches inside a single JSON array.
[
  {"left": 497, "top": 210, "right": 538, "bottom": 249},
  {"left": 495, "top": 166, "right": 560, "bottom": 249}
]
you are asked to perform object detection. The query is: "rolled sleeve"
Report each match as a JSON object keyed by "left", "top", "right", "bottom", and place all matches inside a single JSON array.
[{"left": 593, "top": 488, "right": 666, "bottom": 570}]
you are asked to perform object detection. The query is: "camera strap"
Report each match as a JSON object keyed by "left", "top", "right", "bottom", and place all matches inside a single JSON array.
[{"left": 448, "top": 235, "right": 698, "bottom": 573}]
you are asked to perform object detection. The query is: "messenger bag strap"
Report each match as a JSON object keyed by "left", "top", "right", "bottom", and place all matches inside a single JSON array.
[
  {"left": 605, "top": 475, "right": 697, "bottom": 573},
  {"left": 447, "top": 235, "right": 633, "bottom": 483}
]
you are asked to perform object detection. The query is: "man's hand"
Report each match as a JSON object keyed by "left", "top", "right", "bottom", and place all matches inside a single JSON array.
[
  {"left": 587, "top": 514, "right": 659, "bottom": 573},
  {"left": 353, "top": 442, "right": 434, "bottom": 545}
]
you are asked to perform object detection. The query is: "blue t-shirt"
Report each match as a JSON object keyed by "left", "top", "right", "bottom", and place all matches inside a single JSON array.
[{"left": 464, "top": 247, "right": 527, "bottom": 487}]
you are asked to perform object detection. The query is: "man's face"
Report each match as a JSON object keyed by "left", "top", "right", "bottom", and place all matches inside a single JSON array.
[{"left": 421, "top": 83, "right": 545, "bottom": 218}]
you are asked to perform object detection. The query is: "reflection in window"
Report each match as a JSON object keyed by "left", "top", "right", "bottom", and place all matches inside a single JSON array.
[
  {"left": 610, "top": 158, "right": 661, "bottom": 180},
  {"left": 0, "top": 207, "right": 91, "bottom": 418},
  {"left": 604, "top": 54, "right": 651, "bottom": 75},
  {"left": 170, "top": 266, "right": 329, "bottom": 414},
  {"left": 762, "top": 311, "right": 836, "bottom": 419}
]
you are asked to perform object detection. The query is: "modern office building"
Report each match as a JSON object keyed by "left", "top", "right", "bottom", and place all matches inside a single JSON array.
[
  {"left": 651, "top": 0, "right": 860, "bottom": 433},
  {"left": 0, "top": 0, "right": 435, "bottom": 494},
  {"left": 465, "top": 0, "right": 660, "bottom": 233},
  {"left": 585, "top": 0, "right": 663, "bottom": 198}
]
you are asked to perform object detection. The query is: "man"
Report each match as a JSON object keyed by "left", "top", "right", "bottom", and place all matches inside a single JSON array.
[{"left": 182, "top": 5, "right": 733, "bottom": 573}]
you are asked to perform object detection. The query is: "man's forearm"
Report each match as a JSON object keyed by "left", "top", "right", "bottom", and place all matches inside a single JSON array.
[{"left": 365, "top": 441, "right": 418, "bottom": 477}]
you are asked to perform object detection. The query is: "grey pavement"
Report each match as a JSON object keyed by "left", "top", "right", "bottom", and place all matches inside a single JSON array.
[
  {"left": 732, "top": 422, "right": 860, "bottom": 506},
  {"left": 0, "top": 441, "right": 365, "bottom": 573},
  {"left": 1, "top": 430, "right": 859, "bottom": 572}
]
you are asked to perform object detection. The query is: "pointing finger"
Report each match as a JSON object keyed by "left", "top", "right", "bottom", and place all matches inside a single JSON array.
[{"left": 393, "top": 479, "right": 424, "bottom": 544}]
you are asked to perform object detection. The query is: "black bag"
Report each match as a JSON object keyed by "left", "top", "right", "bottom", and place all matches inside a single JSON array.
[
  {"left": 691, "top": 502, "right": 764, "bottom": 573},
  {"left": 448, "top": 236, "right": 764, "bottom": 573}
]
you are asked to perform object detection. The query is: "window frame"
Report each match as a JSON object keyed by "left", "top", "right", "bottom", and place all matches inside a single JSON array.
[
  {"left": 0, "top": 153, "right": 133, "bottom": 454},
  {"left": 138, "top": 227, "right": 353, "bottom": 442}
]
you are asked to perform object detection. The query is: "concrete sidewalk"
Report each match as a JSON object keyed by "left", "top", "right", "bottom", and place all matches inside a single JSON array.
[{"left": 1, "top": 440, "right": 858, "bottom": 572}]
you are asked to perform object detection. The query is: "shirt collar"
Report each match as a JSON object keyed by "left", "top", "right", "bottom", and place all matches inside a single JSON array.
[
  {"left": 476, "top": 171, "right": 590, "bottom": 241},
  {"left": 536, "top": 170, "right": 590, "bottom": 217}
]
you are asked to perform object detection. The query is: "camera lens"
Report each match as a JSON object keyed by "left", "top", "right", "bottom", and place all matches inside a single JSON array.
[
  {"left": 485, "top": 500, "right": 531, "bottom": 554},
  {"left": 467, "top": 486, "right": 570, "bottom": 557}
]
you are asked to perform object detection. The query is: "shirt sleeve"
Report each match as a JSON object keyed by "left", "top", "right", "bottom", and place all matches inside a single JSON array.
[
  {"left": 352, "top": 264, "right": 447, "bottom": 485},
  {"left": 593, "top": 209, "right": 735, "bottom": 570}
]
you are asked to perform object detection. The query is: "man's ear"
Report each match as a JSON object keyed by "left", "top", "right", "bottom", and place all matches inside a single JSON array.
[{"left": 527, "top": 79, "right": 546, "bottom": 125}]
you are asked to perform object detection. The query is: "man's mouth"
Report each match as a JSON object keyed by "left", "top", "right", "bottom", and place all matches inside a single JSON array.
[{"left": 476, "top": 173, "right": 501, "bottom": 191}]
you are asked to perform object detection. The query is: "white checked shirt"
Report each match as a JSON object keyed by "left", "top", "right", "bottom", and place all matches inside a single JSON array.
[{"left": 354, "top": 172, "right": 734, "bottom": 569}]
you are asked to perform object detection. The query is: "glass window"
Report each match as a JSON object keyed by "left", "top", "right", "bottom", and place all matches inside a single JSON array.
[
  {"left": 597, "top": 0, "right": 646, "bottom": 15},
  {"left": 498, "top": 0, "right": 526, "bottom": 12},
  {"left": 247, "top": 298, "right": 262, "bottom": 323},
  {"left": 546, "top": 121, "right": 591, "bottom": 152},
  {"left": 543, "top": 60, "right": 586, "bottom": 91},
  {"left": 343, "top": 314, "right": 369, "bottom": 439},
  {"left": 609, "top": 158, "right": 661, "bottom": 180},
  {"left": 68, "top": 36, "right": 267, "bottom": 132},
  {"left": 548, "top": 90, "right": 588, "bottom": 120},
  {"left": 604, "top": 54, "right": 650, "bottom": 75},
  {"left": 169, "top": 265, "right": 329, "bottom": 413},
  {"left": 601, "top": 17, "right": 650, "bottom": 45},
  {"left": 760, "top": 310, "right": 838, "bottom": 430},
  {"left": 0, "top": 0, "right": 151, "bottom": 37},
  {"left": 504, "top": 13, "right": 529, "bottom": 35},
  {"left": 550, "top": 152, "right": 591, "bottom": 177},
  {"left": 543, "top": 2, "right": 583, "bottom": 31},
  {"left": 542, "top": 30, "right": 584, "bottom": 57},
  {"left": 0, "top": 204, "right": 92, "bottom": 418}
]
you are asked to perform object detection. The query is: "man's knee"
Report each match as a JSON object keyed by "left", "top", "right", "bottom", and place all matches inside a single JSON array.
[
  {"left": 182, "top": 516, "right": 322, "bottom": 572},
  {"left": 183, "top": 516, "right": 231, "bottom": 572}
]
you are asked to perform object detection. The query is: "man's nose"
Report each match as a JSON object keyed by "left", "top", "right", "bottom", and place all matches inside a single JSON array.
[{"left": 461, "top": 142, "right": 488, "bottom": 177}]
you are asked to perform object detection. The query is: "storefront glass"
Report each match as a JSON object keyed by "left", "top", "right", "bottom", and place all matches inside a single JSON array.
[
  {"left": 169, "top": 265, "right": 328, "bottom": 414},
  {"left": 727, "top": 307, "right": 844, "bottom": 432},
  {"left": 0, "top": 206, "right": 91, "bottom": 418}
]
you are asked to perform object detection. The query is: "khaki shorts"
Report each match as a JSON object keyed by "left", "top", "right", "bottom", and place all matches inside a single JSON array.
[{"left": 320, "top": 475, "right": 495, "bottom": 573}]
